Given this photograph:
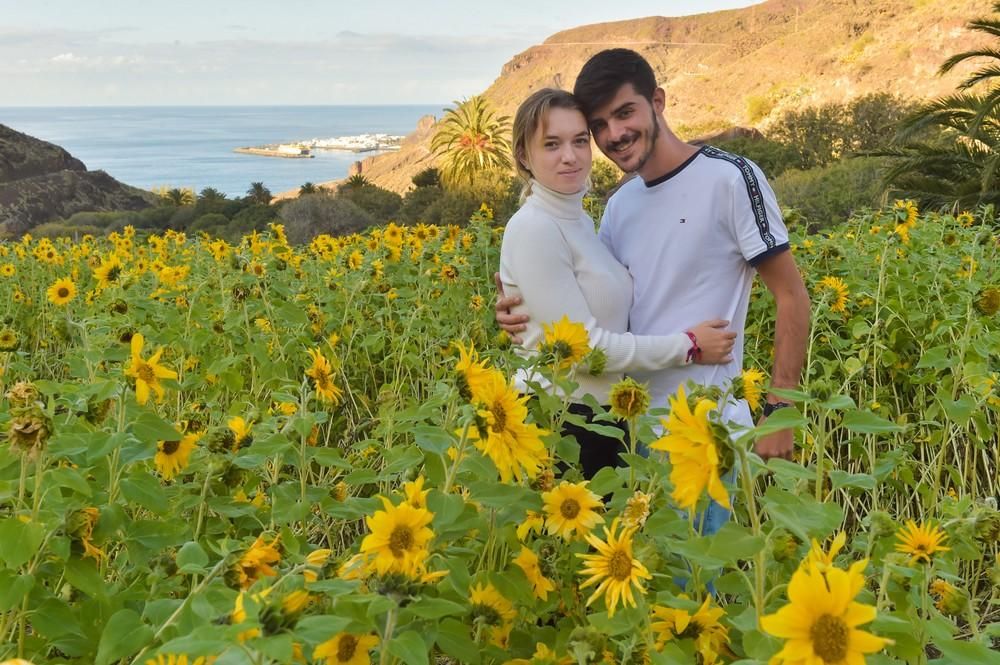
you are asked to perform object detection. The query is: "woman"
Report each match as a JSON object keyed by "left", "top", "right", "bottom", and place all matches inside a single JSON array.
[{"left": 498, "top": 88, "right": 735, "bottom": 479}]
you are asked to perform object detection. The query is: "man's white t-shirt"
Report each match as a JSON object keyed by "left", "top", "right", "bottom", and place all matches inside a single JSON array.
[{"left": 598, "top": 145, "right": 790, "bottom": 427}]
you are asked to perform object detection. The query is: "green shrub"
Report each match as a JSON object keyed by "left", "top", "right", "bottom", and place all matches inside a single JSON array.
[
  {"left": 399, "top": 186, "right": 444, "bottom": 224},
  {"left": 338, "top": 184, "right": 403, "bottom": 222},
  {"left": 62, "top": 211, "right": 128, "bottom": 229},
  {"left": 590, "top": 159, "right": 623, "bottom": 199},
  {"left": 189, "top": 213, "right": 231, "bottom": 233},
  {"left": 31, "top": 222, "right": 102, "bottom": 239},
  {"left": 712, "top": 137, "right": 803, "bottom": 178},
  {"left": 279, "top": 194, "right": 375, "bottom": 243},
  {"left": 772, "top": 157, "right": 886, "bottom": 230},
  {"left": 230, "top": 204, "right": 278, "bottom": 233}
]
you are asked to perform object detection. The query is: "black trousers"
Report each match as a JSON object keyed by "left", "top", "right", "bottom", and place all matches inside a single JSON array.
[{"left": 561, "top": 402, "right": 628, "bottom": 480}]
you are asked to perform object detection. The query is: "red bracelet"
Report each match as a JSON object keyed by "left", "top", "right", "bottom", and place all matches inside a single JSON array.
[{"left": 685, "top": 331, "right": 701, "bottom": 363}]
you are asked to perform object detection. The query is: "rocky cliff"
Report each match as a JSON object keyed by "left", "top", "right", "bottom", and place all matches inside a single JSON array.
[
  {"left": 0, "top": 124, "right": 154, "bottom": 236},
  {"left": 340, "top": 0, "right": 991, "bottom": 194}
]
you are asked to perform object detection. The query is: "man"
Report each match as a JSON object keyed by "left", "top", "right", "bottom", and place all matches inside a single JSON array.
[{"left": 496, "top": 48, "right": 810, "bottom": 464}]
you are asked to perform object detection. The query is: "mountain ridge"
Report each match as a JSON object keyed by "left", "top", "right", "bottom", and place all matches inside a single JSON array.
[{"left": 331, "top": 0, "right": 989, "bottom": 194}]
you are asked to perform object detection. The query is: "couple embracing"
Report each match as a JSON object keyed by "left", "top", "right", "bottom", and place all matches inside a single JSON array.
[{"left": 494, "top": 49, "right": 811, "bottom": 531}]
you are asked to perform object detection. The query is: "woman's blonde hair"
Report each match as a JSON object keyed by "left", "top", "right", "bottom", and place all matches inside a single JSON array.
[{"left": 511, "top": 88, "right": 585, "bottom": 188}]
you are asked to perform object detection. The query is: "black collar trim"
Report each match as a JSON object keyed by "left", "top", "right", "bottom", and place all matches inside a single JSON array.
[{"left": 643, "top": 146, "right": 706, "bottom": 188}]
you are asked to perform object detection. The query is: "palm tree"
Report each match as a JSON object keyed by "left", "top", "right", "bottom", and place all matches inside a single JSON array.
[
  {"left": 198, "top": 187, "right": 227, "bottom": 204},
  {"left": 246, "top": 182, "right": 272, "bottom": 205},
  {"left": 880, "top": 3, "right": 1000, "bottom": 208},
  {"left": 162, "top": 187, "right": 195, "bottom": 206},
  {"left": 299, "top": 182, "right": 317, "bottom": 195},
  {"left": 430, "top": 96, "right": 512, "bottom": 189},
  {"left": 938, "top": 2, "right": 1000, "bottom": 134},
  {"left": 344, "top": 174, "right": 370, "bottom": 189}
]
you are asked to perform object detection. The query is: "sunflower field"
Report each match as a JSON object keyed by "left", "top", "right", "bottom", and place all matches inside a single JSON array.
[{"left": 0, "top": 200, "right": 997, "bottom": 665}]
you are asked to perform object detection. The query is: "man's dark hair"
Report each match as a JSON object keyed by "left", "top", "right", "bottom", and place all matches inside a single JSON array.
[{"left": 573, "top": 49, "right": 657, "bottom": 116}]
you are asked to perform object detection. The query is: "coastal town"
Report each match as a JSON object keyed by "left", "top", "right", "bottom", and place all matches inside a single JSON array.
[{"left": 234, "top": 133, "right": 404, "bottom": 158}]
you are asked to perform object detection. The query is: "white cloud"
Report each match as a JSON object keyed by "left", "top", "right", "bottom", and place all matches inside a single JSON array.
[{"left": 51, "top": 52, "right": 81, "bottom": 62}]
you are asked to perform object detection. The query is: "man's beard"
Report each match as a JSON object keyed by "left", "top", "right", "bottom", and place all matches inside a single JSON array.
[{"left": 606, "top": 109, "right": 660, "bottom": 174}]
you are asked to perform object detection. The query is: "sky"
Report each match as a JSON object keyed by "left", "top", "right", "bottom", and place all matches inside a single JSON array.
[{"left": 0, "top": 0, "right": 764, "bottom": 106}]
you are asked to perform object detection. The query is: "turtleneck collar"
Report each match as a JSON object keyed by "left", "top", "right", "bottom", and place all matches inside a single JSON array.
[{"left": 526, "top": 179, "right": 587, "bottom": 221}]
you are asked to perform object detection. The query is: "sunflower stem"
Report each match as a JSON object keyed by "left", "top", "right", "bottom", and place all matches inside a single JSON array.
[
  {"left": 378, "top": 603, "right": 398, "bottom": 665},
  {"left": 736, "top": 444, "right": 765, "bottom": 623},
  {"left": 442, "top": 420, "right": 471, "bottom": 495}
]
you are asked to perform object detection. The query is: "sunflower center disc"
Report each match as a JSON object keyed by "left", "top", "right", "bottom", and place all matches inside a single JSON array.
[
  {"left": 161, "top": 440, "right": 181, "bottom": 455},
  {"left": 810, "top": 614, "right": 849, "bottom": 663},
  {"left": 137, "top": 362, "right": 157, "bottom": 383},
  {"left": 608, "top": 550, "right": 632, "bottom": 580},
  {"left": 490, "top": 403, "right": 507, "bottom": 433},
  {"left": 389, "top": 525, "right": 414, "bottom": 556},
  {"left": 336, "top": 634, "right": 358, "bottom": 662},
  {"left": 560, "top": 498, "right": 581, "bottom": 519}
]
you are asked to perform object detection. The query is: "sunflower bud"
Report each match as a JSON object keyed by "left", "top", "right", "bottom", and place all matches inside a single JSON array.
[
  {"left": 494, "top": 330, "right": 512, "bottom": 350},
  {"left": 531, "top": 467, "right": 555, "bottom": 493},
  {"left": 608, "top": 377, "right": 650, "bottom": 420},
  {"left": 973, "top": 506, "right": 1000, "bottom": 544},
  {"left": 974, "top": 286, "right": 1000, "bottom": 316},
  {"left": 587, "top": 348, "right": 608, "bottom": 376},
  {"left": 770, "top": 529, "right": 800, "bottom": 563},
  {"left": 930, "top": 578, "right": 968, "bottom": 616},
  {"left": 5, "top": 381, "right": 40, "bottom": 408},
  {"left": 567, "top": 626, "right": 606, "bottom": 664},
  {"left": 7, "top": 411, "right": 51, "bottom": 455},
  {"left": 84, "top": 397, "right": 114, "bottom": 425},
  {"left": 867, "top": 510, "right": 897, "bottom": 538}
]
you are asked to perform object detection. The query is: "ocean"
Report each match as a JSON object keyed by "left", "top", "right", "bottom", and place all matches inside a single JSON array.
[{"left": 0, "top": 105, "right": 442, "bottom": 197}]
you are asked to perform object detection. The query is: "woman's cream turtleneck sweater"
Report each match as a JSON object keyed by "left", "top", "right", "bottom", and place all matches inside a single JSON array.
[{"left": 499, "top": 180, "right": 693, "bottom": 403}]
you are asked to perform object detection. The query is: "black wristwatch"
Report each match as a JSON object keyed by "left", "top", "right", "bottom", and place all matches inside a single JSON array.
[{"left": 762, "top": 401, "right": 792, "bottom": 417}]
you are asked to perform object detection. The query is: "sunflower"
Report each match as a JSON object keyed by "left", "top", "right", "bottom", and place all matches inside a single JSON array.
[
  {"left": 359, "top": 496, "right": 434, "bottom": 577},
  {"left": 303, "top": 548, "right": 332, "bottom": 584},
  {"left": 578, "top": 518, "right": 651, "bottom": 617},
  {"left": 314, "top": 632, "right": 379, "bottom": 665},
  {"left": 651, "top": 596, "right": 729, "bottom": 664},
  {"left": 346, "top": 250, "right": 364, "bottom": 271},
  {"left": 124, "top": 333, "right": 178, "bottom": 405},
  {"left": 155, "top": 432, "right": 198, "bottom": 480},
  {"left": 542, "top": 480, "right": 604, "bottom": 540},
  {"left": 440, "top": 264, "right": 459, "bottom": 281},
  {"left": 46, "top": 277, "right": 77, "bottom": 306},
  {"left": 470, "top": 582, "right": 516, "bottom": 647},
  {"left": 622, "top": 491, "right": 652, "bottom": 530},
  {"left": 0, "top": 264, "right": 14, "bottom": 277},
  {"left": 513, "top": 546, "right": 555, "bottom": 600},
  {"left": 817, "top": 276, "right": 849, "bottom": 314},
  {"left": 306, "top": 347, "right": 343, "bottom": 405},
  {"left": 94, "top": 254, "right": 124, "bottom": 289},
  {"left": 608, "top": 377, "right": 651, "bottom": 419},
  {"left": 516, "top": 511, "right": 545, "bottom": 541},
  {"left": 0, "top": 328, "right": 19, "bottom": 352},
  {"left": 649, "top": 385, "right": 730, "bottom": 511},
  {"left": 802, "top": 531, "right": 846, "bottom": 574},
  {"left": 144, "top": 655, "right": 214, "bottom": 665},
  {"left": 466, "top": 370, "right": 549, "bottom": 484},
  {"left": 237, "top": 535, "right": 282, "bottom": 588},
  {"left": 895, "top": 520, "right": 950, "bottom": 564},
  {"left": 761, "top": 560, "right": 889, "bottom": 665},
  {"left": 540, "top": 315, "right": 590, "bottom": 368},
  {"left": 735, "top": 367, "right": 767, "bottom": 413},
  {"left": 452, "top": 341, "right": 493, "bottom": 402},
  {"left": 227, "top": 416, "right": 254, "bottom": 451},
  {"left": 401, "top": 476, "right": 429, "bottom": 509}
]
